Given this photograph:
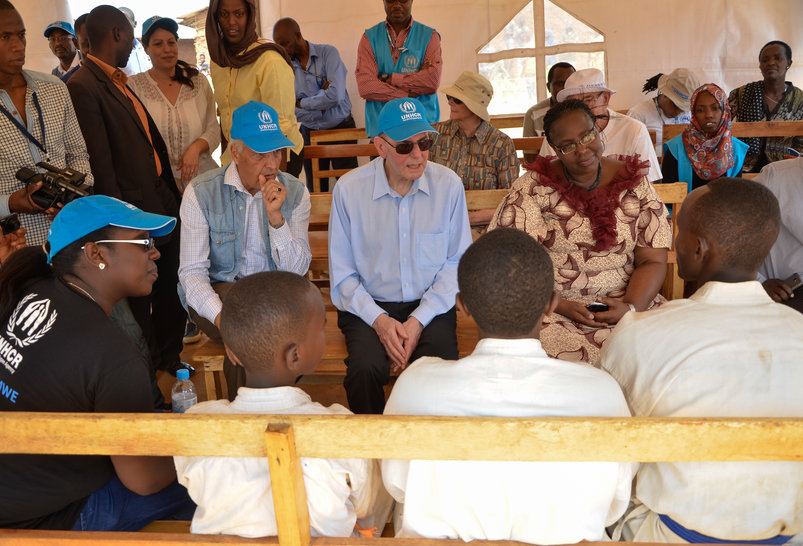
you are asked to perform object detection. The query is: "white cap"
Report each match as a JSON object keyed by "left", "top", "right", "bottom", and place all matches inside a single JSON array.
[{"left": 556, "top": 68, "right": 615, "bottom": 102}]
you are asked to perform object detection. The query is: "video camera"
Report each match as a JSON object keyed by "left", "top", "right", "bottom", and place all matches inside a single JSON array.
[{"left": 15, "top": 162, "right": 91, "bottom": 210}]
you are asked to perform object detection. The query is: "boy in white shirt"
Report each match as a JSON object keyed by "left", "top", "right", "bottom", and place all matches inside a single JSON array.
[
  {"left": 382, "top": 228, "right": 633, "bottom": 543},
  {"left": 174, "top": 271, "right": 391, "bottom": 538}
]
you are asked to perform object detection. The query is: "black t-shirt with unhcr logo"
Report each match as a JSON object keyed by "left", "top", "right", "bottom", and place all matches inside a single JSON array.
[{"left": 0, "top": 276, "right": 153, "bottom": 529}]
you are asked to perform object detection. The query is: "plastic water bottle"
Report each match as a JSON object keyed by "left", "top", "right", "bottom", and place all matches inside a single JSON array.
[{"left": 171, "top": 369, "right": 197, "bottom": 413}]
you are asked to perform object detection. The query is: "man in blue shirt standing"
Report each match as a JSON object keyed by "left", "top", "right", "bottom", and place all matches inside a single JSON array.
[
  {"left": 273, "top": 18, "right": 357, "bottom": 192},
  {"left": 329, "top": 98, "right": 472, "bottom": 413}
]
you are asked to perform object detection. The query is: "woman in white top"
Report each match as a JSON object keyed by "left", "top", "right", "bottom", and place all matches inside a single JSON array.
[
  {"left": 627, "top": 68, "right": 699, "bottom": 158},
  {"left": 129, "top": 16, "right": 220, "bottom": 190}
]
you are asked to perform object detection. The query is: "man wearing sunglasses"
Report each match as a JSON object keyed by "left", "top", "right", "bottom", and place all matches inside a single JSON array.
[
  {"left": 329, "top": 98, "right": 472, "bottom": 414},
  {"left": 356, "top": 0, "right": 442, "bottom": 137}
]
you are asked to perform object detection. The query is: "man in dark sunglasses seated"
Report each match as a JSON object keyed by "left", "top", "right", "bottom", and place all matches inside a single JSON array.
[{"left": 329, "top": 97, "right": 472, "bottom": 414}]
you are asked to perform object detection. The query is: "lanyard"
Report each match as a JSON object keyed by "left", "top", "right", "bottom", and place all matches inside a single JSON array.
[
  {"left": 385, "top": 24, "right": 409, "bottom": 54},
  {"left": 0, "top": 91, "right": 47, "bottom": 155}
]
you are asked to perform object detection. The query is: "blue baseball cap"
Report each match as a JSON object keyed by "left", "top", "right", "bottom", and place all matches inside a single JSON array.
[
  {"left": 44, "top": 21, "right": 75, "bottom": 38},
  {"left": 142, "top": 16, "right": 179, "bottom": 43},
  {"left": 231, "top": 101, "right": 294, "bottom": 153},
  {"left": 377, "top": 98, "right": 437, "bottom": 142},
  {"left": 46, "top": 196, "right": 176, "bottom": 264}
]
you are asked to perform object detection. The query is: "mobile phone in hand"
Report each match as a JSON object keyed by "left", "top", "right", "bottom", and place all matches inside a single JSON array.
[
  {"left": 586, "top": 302, "right": 610, "bottom": 313},
  {"left": 784, "top": 273, "right": 803, "bottom": 291}
]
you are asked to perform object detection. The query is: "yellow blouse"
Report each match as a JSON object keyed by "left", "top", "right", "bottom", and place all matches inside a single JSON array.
[{"left": 211, "top": 42, "right": 303, "bottom": 163}]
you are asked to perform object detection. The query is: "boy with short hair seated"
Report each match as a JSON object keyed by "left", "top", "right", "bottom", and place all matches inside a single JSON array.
[
  {"left": 174, "top": 271, "right": 391, "bottom": 538},
  {"left": 382, "top": 228, "right": 633, "bottom": 543}
]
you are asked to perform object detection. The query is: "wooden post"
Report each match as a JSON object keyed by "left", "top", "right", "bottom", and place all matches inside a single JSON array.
[{"left": 265, "top": 423, "right": 311, "bottom": 546}]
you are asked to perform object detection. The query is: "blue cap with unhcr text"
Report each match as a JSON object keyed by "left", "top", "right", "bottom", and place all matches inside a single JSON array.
[
  {"left": 44, "top": 21, "right": 75, "bottom": 38},
  {"left": 230, "top": 101, "right": 294, "bottom": 153},
  {"left": 142, "top": 16, "right": 179, "bottom": 44},
  {"left": 46, "top": 196, "right": 176, "bottom": 264},
  {"left": 377, "top": 98, "right": 437, "bottom": 142}
]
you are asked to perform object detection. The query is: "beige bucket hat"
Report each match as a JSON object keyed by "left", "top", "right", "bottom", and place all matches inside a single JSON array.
[
  {"left": 442, "top": 71, "right": 494, "bottom": 121},
  {"left": 658, "top": 68, "right": 700, "bottom": 112}
]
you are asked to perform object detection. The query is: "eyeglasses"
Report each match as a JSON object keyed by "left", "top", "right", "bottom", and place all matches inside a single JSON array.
[
  {"left": 48, "top": 35, "right": 74, "bottom": 44},
  {"left": 446, "top": 95, "right": 463, "bottom": 105},
  {"left": 380, "top": 135, "right": 434, "bottom": 154},
  {"left": 554, "top": 129, "right": 598, "bottom": 155},
  {"left": 82, "top": 238, "right": 156, "bottom": 251}
]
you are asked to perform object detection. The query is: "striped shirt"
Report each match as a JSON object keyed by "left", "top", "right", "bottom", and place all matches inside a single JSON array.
[
  {"left": 430, "top": 120, "right": 520, "bottom": 190},
  {"left": 0, "top": 70, "right": 93, "bottom": 245}
]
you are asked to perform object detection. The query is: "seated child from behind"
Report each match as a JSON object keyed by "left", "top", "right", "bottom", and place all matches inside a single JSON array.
[
  {"left": 382, "top": 228, "right": 633, "bottom": 543},
  {"left": 174, "top": 271, "right": 392, "bottom": 538}
]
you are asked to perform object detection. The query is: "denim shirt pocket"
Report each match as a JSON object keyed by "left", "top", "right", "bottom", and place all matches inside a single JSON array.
[
  {"left": 415, "top": 232, "right": 448, "bottom": 270},
  {"left": 208, "top": 229, "right": 238, "bottom": 275}
]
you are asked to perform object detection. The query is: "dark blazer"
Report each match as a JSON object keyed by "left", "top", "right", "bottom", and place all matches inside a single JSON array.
[{"left": 67, "top": 58, "right": 180, "bottom": 217}]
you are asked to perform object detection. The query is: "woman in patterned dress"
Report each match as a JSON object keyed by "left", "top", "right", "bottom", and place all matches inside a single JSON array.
[
  {"left": 488, "top": 99, "right": 671, "bottom": 366},
  {"left": 129, "top": 16, "right": 220, "bottom": 190}
]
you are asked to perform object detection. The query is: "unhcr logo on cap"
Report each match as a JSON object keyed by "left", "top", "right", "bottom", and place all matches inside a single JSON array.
[
  {"left": 400, "top": 100, "right": 422, "bottom": 122},
  {"left": 257, "top": 109, "right": 278, "bottom": 132},
  {"left": 258, "top": 110, "right": 273, "bottom": 124}
]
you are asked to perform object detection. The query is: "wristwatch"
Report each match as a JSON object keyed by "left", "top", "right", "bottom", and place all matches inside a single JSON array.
[{"left": 270, "top": 217, "right": 285, "bottom": 229}]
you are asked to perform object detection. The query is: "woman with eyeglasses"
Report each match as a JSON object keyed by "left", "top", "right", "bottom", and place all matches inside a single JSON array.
[
  {"left": 0, "top": 195, "right": 194, "bottom": 530},
  {"left": 206, "top": 0, "right": 303, "bottom": 174},
  {"left": 488, "top": 99, "right": 671, "bottom": 366},
  {"left": 129, "top": 16, "right": 220, "bottom": 190}
]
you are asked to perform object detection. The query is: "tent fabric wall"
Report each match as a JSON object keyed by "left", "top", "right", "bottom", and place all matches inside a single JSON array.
[
  {"left": 262, "top": 0, "right": 802, "bottom": 128},
  {"left": 17, "top": 0, "right": 803, "bottom": 128}
]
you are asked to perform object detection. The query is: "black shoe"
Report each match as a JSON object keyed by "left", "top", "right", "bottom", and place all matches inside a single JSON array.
[
  {"left": 183, "top": 320, "right": 202, "bottom": 344},
  {"left": 166, "top": 360, "right": 196, "bottom": 377}
]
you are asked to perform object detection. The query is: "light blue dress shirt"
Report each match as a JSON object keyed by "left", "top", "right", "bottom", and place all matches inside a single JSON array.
[
  {"left": 292, "top": 42, "right": 352, "bottom": 130},
  {"left": 329, "top": 158, "right": 472, "bottom": 328}
]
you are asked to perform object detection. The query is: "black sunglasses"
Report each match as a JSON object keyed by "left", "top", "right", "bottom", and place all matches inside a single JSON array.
[
  {"left": 380, "top": 135, "right": 435, "bottom": 155},
  {"left": 446, "top": 95, "right": 463, "bottom": 105}
]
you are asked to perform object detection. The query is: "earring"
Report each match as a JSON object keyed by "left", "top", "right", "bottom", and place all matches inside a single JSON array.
[{"left": 98, "top": 263, "right": 106, "bottom": 270}]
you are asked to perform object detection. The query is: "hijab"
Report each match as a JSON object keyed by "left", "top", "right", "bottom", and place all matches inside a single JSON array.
[
  {"left": 682, "top": 83, "right": 735, "bottom": 181},
  {"left": 205, "top": 0, "right": 290, "bottom": 69}
]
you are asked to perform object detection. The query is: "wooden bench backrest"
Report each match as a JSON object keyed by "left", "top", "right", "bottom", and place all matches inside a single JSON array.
[
  {"left": 1, "top": 412, "right": 801, "bottom": 546},
  {"left": 309, "top": 183, "right": 687, "bottom": 300},
  {"left": 662, "top": 120, "right": 803, "bottom": 144}
]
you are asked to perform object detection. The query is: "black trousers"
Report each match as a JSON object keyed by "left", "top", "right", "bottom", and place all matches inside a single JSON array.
[
  {"left": 128, "top": 226, "right": 185, "bottom": 374},
  {"left": 337, "top": 301, "right": 458, "bottom": 414},
  {"left": 300, "top": 115, "right": 358, "bottom": 192}
]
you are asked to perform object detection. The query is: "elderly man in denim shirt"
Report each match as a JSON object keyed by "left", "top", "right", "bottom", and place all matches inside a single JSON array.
[{"left": 179, "top": 100, "right": 311, "bottom": 399}]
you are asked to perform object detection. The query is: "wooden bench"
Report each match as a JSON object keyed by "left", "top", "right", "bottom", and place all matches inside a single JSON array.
[
  {"left": 304, "top": 137, "right": 545, "bottom": 193},
  {"left": 0, "top": 412, "right": 800, "bottom": 545},
  {"left": 662, "top": 120, "right": 803, "bottom": 144}
]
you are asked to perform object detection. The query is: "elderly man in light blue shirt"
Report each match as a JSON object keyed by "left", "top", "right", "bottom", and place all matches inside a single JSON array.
[
  {"left": 273, "top": 18, "right": 357, "bottom": 191},
  {"left": 329, "top": 97, "right": 472, "bottom": 414}
]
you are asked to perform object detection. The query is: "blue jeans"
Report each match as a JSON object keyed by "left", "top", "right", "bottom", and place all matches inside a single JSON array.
[{"left": 71, "top": 474, "right": 195, "bottom": 531}]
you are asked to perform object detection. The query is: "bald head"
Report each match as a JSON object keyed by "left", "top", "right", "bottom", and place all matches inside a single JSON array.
[
  {"left": 272, "top": 17, "right": 304, "bottom": 60},
  {"left": 86, "top": 5, "right": 134, "bottom": 68},
  {"left": 0, "top": 0, "right": 16, "bottom": 11},
  {"left": 679, "top": 178, "right": 780, "bottom": 280}
]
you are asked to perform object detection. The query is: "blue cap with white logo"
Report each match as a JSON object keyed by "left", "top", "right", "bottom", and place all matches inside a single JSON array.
[
  {"left": 44, "top": 21, "right": 75, "bottom": 38},
  {"left": 230, "top": 101, "right": 294, "bottom": 153},
  {"left": 377, "top": 98, "right": 437, "bottom": 142},
  {"left": 46, "top": 195, "right": 176, "bottom": 264}
]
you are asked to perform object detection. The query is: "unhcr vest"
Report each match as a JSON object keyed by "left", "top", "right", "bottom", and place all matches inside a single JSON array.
[{"left": 364, "top": 21, "right": 440, "bottom": 137}]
